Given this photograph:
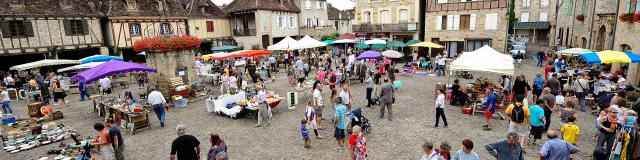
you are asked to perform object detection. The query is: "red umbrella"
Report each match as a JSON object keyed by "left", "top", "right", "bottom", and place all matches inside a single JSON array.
[{"left": 229, "top": 50, "right": 272, "bottom": 57}]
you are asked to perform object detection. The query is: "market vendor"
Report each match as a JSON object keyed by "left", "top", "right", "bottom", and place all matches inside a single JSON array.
[
  {"left": 254, "top": 85, "right": 270, "bottom": 127},
  {"left": 450, "top": 79, "right": 467, "bottom": 106}
]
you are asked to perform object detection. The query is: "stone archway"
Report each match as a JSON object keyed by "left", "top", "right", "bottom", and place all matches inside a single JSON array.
[
  {"left": 595, "top": 25, "right": 607, "bottom": 51},
  {"left": 581, "top": 37, "right": 587, "bottom": 48},
  {"left": 621, "top": 44, "right": 632, "bottom": 52}
]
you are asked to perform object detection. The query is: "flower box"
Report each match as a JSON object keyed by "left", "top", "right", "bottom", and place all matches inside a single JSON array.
[
  {"left": 576, "top": 15, "right": 585, "bottom": 21},
  {"left": 133, "top": 36, "right": 201, "bottom": 53},
  {"left": 620, "top": 13, "right": 635, "bottom": 23}
]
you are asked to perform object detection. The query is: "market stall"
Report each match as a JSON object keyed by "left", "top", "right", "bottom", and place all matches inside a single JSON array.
[
  {"left": 205, "top": 91, "right": 282, "bottom": 121},
  {"left": 79, "top": 55, "right": 123, "bottom": 64},
  {"left": 449, "top": 45, "right": 514, "bottom": 115},
  {"left": 94, "top": 98, "right": 150, "bottom": 135},
  {"left": 9, "top": 59, "right": 80, "bottom": 71},
  {"left": 2, "top": 120, "right": 71, "bottom": 154},
  {"left": 267, "top": 36, "right": 301, "bottom": 50},
  {"left": 297, "top": 35, "right": 327, "bottom": 49},
  {"left": 57, "top": 62, "right": 105, "bottom": 73},
  {"left": 556, "top": 48, "right": 592, "bottom": 57}
]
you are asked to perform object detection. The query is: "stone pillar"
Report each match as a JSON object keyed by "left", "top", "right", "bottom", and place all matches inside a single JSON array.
[
  {"left": 628, "top": 63, "right": 640, "bottom": 86},
  {"left": 146, "top": 49, "right": 197, "bottom": 86}
]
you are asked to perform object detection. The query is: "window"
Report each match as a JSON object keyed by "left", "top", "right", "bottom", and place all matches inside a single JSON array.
[
  {"left": 466, "top": 39, "right": 491, "bottom": 51},
  {"left": 460, "top": 15, "right": 470, "bottom": 30},
  {"left": 316, "top": 1, "right": 321, "bottom": 9},
  {"left": 363, "top": 11, "right": 371, "bottom": 23},
  {"left": 520, "top": 12, "right": 529, "bottom": 22},
  {"left": 522, "top": 0, "right": 531, "bottom": 7},
  {"left": 452, "top": 15, "right": 460, "bottom": 30},
  {"left": 583, "top": 0, "right": 589, "bottom": 15},
  {"left": 63, "top": 0, "right": 70, "bottom": 5},
  {"left": 539, "top": 12, "right": 548, "bottom": 21},
  {"left": 319, "top": 2, "right": 325, "bottom": 9},
  {"left": 277, "top": 17, "right": 284, "bottom": 29},
  {"left": 306, "top": 18, "right": 313, "bottom": 26},
  {"left": 627, "top": 0, "right": 640, "bottom": 12},
  {"left": 437, "top": 0, "right": 447, "bottom": 3},
  {"left": 470, "top": 14, "right": 476, "bottom": 30},
  {"left": 157, "top": 0, "right": 165, "bottom": 11},
  {"left": 11, "top": 0, "right": 20, "bottom": 4},
  {"left": 305, "top": 0, "right": 311, "bottom": 9},
  {"left": 441, "top": 15, "right": 448, "bottom": 30},
  {"left": 485, "top": 13, "right": 498, "bottom": 30},
  {"left": 289, "top": 17, "right": 296, "bottom": 28},
  {"left": 206, "top": 21, "right": 214, "bottom": 32},
  {"left": 399, "top": 9, "right": 408, "bottom": 22},
  {"left": 159, "top": 23, "right": 172, "bottom": 35},
  {"left": 541, "top": 0, "right": 549, "bottom": 6},
  {"left": 64, "top": 20, "right": 87, "bottom": 35},
  {"left": 380, "top": 10, "right": 390, "bottom": 24},
  {"left": 446, "top": 15, "right": 453, "bottom": 30},
  {"left": 129, "top": 23, "right": 141, "bottom": 36},
  {"left": 0, "top": 20, "right": 34, "bottom": 37},
  {"left": 562, "top": 0, "right": 572, "bottom": 15}
]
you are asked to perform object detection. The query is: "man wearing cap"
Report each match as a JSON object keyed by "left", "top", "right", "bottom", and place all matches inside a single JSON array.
[{"left": 170, "top": 125, "right": 201, "bottom": 160}]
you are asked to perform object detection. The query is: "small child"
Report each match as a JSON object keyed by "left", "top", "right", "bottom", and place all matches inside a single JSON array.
[
  {"left": 300, "top": 119, "right": 311, "bottom": 148},
  {"left": 561, "top": 116, "right": 580, "bottom": 146}
]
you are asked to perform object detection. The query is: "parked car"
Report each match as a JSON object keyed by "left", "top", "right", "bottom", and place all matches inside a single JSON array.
[{"left": 509, "top": 44, "right": 527, "bottom": 58}]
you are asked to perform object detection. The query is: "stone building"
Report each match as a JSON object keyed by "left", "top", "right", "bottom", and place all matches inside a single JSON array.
[
  {"left": 513, "top": 0, "right": 557, "bottom": 45},
  {"left": 100, "top": 0, "right": 192, "bottom": 57},
  {"left": 554, "top": 0, "right": 618, "bottom": 50},
  {"left": 184, "top": 0, "right": 234, "bottom": 51},
  {"left": 614, "top": 0, "right": 640, "bottom": 85},
  {"left": 328, "top": 5, "right": 354, "bottom": 34},
  {"left": 224, "top": 0, "right": 301, "bottom": 49},
  {"left": 353, "top": 0, "right": 420, "bottom": 42},
  {"left": 295, "top": 0, "right": 334, "bottom": 38},
  {"left": 0, "top": 0, "right": 104, "bottom": 68},
  {"left": 424, "top": 0, "right": 509, "bottom": 57}
]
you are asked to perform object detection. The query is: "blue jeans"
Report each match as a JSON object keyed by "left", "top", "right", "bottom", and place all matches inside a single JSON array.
[
  {"left": 152, "top": 104, "right": 165, "bottom": 123},
  {"left": 2, "top": 101, "right": 12, "bottom": 114},
  {"left": 80, "top": 90, "right": 91, "bottom": 101},
  {"left": 576, "top": 92, "right": 586, "bottom": 111}
]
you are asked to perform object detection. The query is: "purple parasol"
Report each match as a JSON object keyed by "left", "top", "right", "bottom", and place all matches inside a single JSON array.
[
  {"left": 71, "top": 60, "right": 156, "bottom": 83},
  {"left": 356, "top": 51, "right": 381, "bottom": 60}
]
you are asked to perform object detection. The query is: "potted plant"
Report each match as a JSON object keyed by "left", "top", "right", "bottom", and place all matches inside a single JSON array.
[
  {"left": 634, "top": 13, "right": 640, "bottom": 23},
  {"left": 576, "top": 14, "right": 585, "bottom": 21},
  {"left": 619, "top": 13, "right": 635, "bottom": 23}
]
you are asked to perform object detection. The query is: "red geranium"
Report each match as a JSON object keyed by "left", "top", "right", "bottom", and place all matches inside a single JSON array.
[
  {"left": 634, "top": 13, "right": 640, "bottom": 23},
  {"left": 619, "top": 13, "right": 635, "bottom": 23},
  {"left": 133, "top": 36, "right": 201, "bottom": 52}
]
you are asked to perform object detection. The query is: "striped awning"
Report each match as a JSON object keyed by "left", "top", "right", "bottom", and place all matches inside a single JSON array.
[{"left": 513, "top": 22, "right": 550, "bottom": 30}]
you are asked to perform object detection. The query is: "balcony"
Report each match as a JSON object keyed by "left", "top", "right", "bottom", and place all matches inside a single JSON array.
[
  {"left": 353, "top": 22, "right": 418, "bottom": 33},
  {"left": 233, "top": 29, "right": 256, "bottom": 36}
]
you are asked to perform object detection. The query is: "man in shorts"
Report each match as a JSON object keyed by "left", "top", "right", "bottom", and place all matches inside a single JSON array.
[
  {"left": 313, "top": 83, "right": 325, "bottom": 130},
  {"left": 529, "top": 99, "right": 546, "bottom": 145},
  {"left": 505, "top": 95, "right": 530, "bottom": 149},
  {"left": 483, "top": 87, "right": 497, "bottom": 130},
  {"left": 334, "top": 98, "right": 348, "bottom": 151}
]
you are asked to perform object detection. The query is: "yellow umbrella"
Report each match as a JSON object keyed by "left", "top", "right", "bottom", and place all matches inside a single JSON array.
[{"left": 409, "top": 41, "right": 445, "bottom": 48}]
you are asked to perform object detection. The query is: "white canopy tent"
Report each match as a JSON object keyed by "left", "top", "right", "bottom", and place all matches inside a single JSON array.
[
  {"left": 450, "top": 45, "right": 515, "bottom": 75},
  {"left": 297, "top": 35, "right": 327, "bottom": 48},
  {"left": 267, "top": 36, "right": 301, "bottom": 50},
  {"left": 10, "top": 59, "right": 81, "bottom": 71},
  {"left": 556, "top": 48, "right": 593, "bottom": 56},
  {"left": 57, "top": 62, "right": 105, "bottom": 72}
]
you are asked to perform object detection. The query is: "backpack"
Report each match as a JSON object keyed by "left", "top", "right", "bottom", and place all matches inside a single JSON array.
[
  {"left": 511, "top": 104, "right": 525, "bottom": 123},
  {"left": 329, "top": 73, "right": 337, "bottom": 83},
  {"left": 534, "top": 77, "right": 545, "bottom": 89}
]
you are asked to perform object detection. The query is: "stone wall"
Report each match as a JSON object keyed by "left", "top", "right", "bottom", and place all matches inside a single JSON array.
[
  {"left": 555, "top": 0, "right": 617, "bottom": 49},
  {"left": 614, "top": 3, "right": 640, "bottom": 86},
  {"left": 513, "top": 0, "right": 557, "bottom": 46},
  {"left": 145, "top": 49, "right": 197, "bottom": 87},
  {"left": 354, "top": 0, "right": 419, "bottom": 25},
  {"left": 296, "top": 0, "right": 329, "bottom": 27},
  {"left": 299, "top": 27, "right": 337, "bottom": 39}
]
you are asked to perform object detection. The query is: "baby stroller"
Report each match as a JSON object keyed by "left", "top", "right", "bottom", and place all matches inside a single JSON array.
[{"left": 348, "top": 108, "right": 372, "bottom": 134}]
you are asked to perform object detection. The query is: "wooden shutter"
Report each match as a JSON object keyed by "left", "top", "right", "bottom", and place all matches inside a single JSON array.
[
  {"left": 435, "top": 16, "right": 442, "bottom": 30},
  {"left": 0, "top": 21, "right": 10, "bottom": 38},
  {"left": 453, "top": 15, "right": 460, "bottom": 30},
  {"left": 206, "top": 21, "right": 214, "bottom": 32},
  {"left": 82, "top": 20, "right": 89, "bottom": 35},
  {"left": 63, "top": 20, "right": 71, "bottom": 36},
  {"left": 446, "top": 15, "right": 453, "bottom": 30},
  {"left": 24, "top": 21, "right": 34, "bottom": 37},
  {"left": 470, "top": 14, "right": 476, "bottom": 30}
]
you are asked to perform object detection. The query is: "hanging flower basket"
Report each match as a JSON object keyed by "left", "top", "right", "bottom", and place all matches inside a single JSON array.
[
  {"left": 576, "top": 15, "right": 585, "bottom": 21},
  {"left": 619, "top": 13, "right": 635, "bottom": 23},
  {"left": 133, "top": 36, "right": 201, "bottom": 52}
]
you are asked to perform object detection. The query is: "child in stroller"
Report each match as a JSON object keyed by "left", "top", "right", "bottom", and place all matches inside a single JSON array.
[{"left": 348, "top": 108, "right": 372, "bottom": 134}]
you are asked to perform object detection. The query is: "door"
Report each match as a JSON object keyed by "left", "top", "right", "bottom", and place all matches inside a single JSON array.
[{"left": 261, "top": 35, "right": 270, "bottom": 49}]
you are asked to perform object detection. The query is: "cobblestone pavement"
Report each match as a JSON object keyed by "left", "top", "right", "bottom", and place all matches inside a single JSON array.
[{"left": 2, "top": 56, "right": 597, "bottom": 160}]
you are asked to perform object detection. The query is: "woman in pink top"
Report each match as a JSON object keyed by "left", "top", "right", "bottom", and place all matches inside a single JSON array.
[
  {"left": 383, "top": 57, "right": 391, "bottom": 66},
  {"left": 317, "top": 68, "right": 326, "bottom": 84}
]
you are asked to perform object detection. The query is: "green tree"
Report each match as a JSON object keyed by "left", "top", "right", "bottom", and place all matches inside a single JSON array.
[{"left": 508, "top": 0, "right": 517, "bottom": 34}]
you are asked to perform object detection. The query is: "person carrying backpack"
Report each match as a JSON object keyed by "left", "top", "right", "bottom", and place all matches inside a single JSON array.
[
  {"left": 505, "top": 95, "right": 530, "bottom": 151},
  {"left": 532, "top": 73, "right": 545, "bottom": 101}
]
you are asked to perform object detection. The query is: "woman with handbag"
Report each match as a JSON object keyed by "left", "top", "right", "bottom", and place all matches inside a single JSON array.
[{"left": 52, "top": 79, "right": 68, "bottom": 107}]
